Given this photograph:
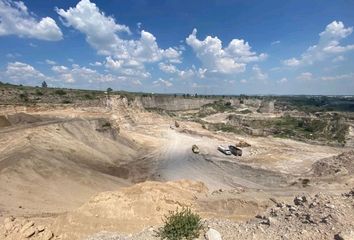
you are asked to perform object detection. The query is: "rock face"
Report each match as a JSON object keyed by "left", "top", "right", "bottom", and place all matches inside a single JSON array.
[
  {"left": 140, "top": 96, "right": 216, "bottom": 111},
  {"left": 205, "top": 228, "right": 222, "bottom": 240}
]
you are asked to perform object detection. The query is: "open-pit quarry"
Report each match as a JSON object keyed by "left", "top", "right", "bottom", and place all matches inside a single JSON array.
[{"left": 0, "top": 90, "right": 353, "bottom": 240}]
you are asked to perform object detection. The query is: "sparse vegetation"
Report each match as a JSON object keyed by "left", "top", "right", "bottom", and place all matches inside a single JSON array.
[
  {"left": 156, "top": 207, "right": 204, "bottom": 240},
  {"left": 55, "top": 89, "right": 67, "bottom": 96},
  {"left": 61, "top": 99, "right": 72, "bottom": 104},
  {"left": 102, "top": 122, "right": 111, "bottom": 128},
  {"left": 35, "top": 89, "right": 43, "bottom": 96},
  {"left": 19, "top": 92, "right": 29, "bottom": 102}
]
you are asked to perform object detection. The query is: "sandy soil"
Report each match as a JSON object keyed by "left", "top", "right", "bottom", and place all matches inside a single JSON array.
[{"left": 0, "top": 98, "right": 353, "bottom": 239}]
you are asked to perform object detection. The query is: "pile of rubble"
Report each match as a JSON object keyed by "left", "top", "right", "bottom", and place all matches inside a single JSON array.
[
  {"left": 312, "top": 150, "right": 354, "bottom": 177},
  {"left": 0, "top": 217, "right": 54, "bottom": 240},
  {"left": 243, "top": 188, "right": 354, "bottom": 239},
  {"left": 86, "top": 189, "right": 354, "bottom": 240}
]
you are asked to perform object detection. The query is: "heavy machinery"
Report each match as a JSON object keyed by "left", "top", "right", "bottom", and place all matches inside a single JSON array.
[
  {"left": 192, "top": 144, "right": 200, "bottom": 154},
  {"left": 217, "top": 145, "right": 232, "bottom": 155},
  {"left": 229, "top": 145, "right": 242, "bottom": 156}
]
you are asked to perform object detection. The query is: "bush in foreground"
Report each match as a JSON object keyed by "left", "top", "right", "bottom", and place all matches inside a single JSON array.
[{"left": 156, "top": 207, "right": 204, "bottom": 240}]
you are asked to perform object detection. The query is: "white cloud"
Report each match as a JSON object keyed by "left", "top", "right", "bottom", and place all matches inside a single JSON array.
[
  {"left": 45, "top": 59, "right": 56, "bottom": 65},
  {"left": 271, "top": 40, "right": 280, "bottom": 45},
  {"left": 283, "top": 21, "right": 354, "bottom": 67},
  {"left": 153, "top": 78, "right": 173, "bottom": 87},
  {"left": 283, "top": 58, "right": 300, "bottom": 67},
  {"left": 297, "top": 72, "right": 313, "bottom": 81},
  {"left": 51, "top": 64, "right": 129, "bottom": 84},
  {"left": 252, "top": 65, "right": 268, "bottom": 81},
  {"left": 186, "top": 28, "right": 266, "bottom": 74},
  {"left": 51, "top": 65, "right": 68, "bottom": 73},
  {"left": 4, "top": 61, "right": 47, "bottom": 83},
  {"left": 104, "top": 56, "right": 150, "bottom": 79},
  {"left": 159, "top": 62, "right": 178, "bottom": 74},
  {"left": 132, "top": 79, "right": 142, "bottom": 86},
  {"left": 332, "top": 55, "right": 345, "bottom": 62},
  {"left": 57, "top": 0, "right": 181, "bottom": 65},
  {"left": 177, "top": 69, "right": 195, "bottom": 80},
  {"left": 0, "top": 0, "right": 62, "bottom": 41},
  {"left": 277, "top": 77, "right": 288, "bottom": 84},
  {"left": 240, "top": 79, "right": 247, "bottom": 83},
  {"left": 320, "top": 73, "right": 354, "bottom": 81},
  {"left": 89, "top": 61, "right": 103, "bottom": 67},
  {"left": 6, "top": 52, "right": 21, "bottom": 58},
  {"left": 158, "top": 62, "right": 206, "bottom": 80}
]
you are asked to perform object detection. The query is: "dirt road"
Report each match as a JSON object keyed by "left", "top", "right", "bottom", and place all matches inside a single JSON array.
[{"left": 154, "top": 129, "right": 289, "bottom": 191}]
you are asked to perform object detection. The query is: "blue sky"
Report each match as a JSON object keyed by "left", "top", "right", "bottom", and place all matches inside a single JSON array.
[{"left": 0, "top": 0, "right": 354, "bottom": 95}]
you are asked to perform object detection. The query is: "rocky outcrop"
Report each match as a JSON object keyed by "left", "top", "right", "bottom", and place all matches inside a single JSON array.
[
  {"left": 140, "top": 96, "right": 216, "bottom": 111},
  {"left": 1, "top": 217, "right": 53, "bottom": 240}
]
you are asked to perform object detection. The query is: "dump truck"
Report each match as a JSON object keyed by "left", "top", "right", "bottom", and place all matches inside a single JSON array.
[
  {"left": 229, "top": 145, "right": 242, "bottom": 156},
  {"left": 217, "top": 145, "right": 232, "bottom": 155}
]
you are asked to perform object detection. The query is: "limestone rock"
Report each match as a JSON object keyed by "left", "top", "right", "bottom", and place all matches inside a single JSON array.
[
  {"left": 205, "top": 228, "right": 222, "bottom": 240},
  {"left": 21, "top": 221, "right": 34, "bottom": 233},
  {"left": 39, "top": 229, "right": 54, "bottom": 240},
  {"left": 335, "top": 230, "right": 354, "bottom": 240},
  {"left": 23, "top": 226, "right": 36, "bottom": 238}
]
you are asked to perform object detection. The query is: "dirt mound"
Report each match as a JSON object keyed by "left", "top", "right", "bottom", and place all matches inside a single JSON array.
[
  {"left": 0, "top": 115, "right": 11, "bottom": 128},
  {"left": 0, "top": 118, "right": 139, "bottom": 218},
  {"left": 6, "top": 113, "right": 42, "bottom": 125},
  {"left": 51, "top": 180, "right": 208, "bottom": 239},
  {"left": 312, "top": 150, "right": 354, "bottom": 177}
]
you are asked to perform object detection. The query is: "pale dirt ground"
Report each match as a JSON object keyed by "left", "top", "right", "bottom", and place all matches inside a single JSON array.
[{"left": 0, "top": 98, "right": 353, "bottom": 239}]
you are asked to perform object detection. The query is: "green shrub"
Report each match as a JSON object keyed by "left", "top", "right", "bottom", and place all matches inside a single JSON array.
[
  {"left": 19, "top": 92, "right": 29, "bottom": 102},
  {"left": 156, "top": 207, "right": 204, "bottom": 240},
  {"left": 83, "top": 93, "right": 94, "bottom": 100},
  {"left": 35, "top": 89, "right": 43, "bottom": 96},
  {"left": 55, "top": 89, "right": 67, "bottom": 95},
  {"left": 102, "top": 122, "right": 111, "bottom": 128}
]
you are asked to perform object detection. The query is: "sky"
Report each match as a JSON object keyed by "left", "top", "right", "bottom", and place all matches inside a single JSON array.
[{"left": 0, "top": 0, "right": 354, "bottom": 95}]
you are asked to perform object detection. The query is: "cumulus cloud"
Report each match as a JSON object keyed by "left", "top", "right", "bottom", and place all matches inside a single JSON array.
[
  {"left": 51, "top": 64, "right": 132, "bottom": 84},
  {"left": 277, "top": 77, "right": 288, "bottom": 84},
  {"left": 283, "top": 58, "right": 300, "bottom": 67},
  {"left": 153, "top": 78, "right": 173, "bottom": 87},
  {"left": 186, "top": 28, "right": 266, "bottom": 74},
  {"left": 57, "top": 0, "right": 181, "bottom": 65},
  {"left": 252, "top": 65, "right": 268, "bottom": 81},
  {"left": 297, "top": 72, "right": 313, "bottom": 81},
  {"left": 158, "top": 61, "right": 207, "bottom": 80},
  {"left": 159, "top": 62, "right": 178, "bottom": 74},
  {"left": 332, "top": 56, "right": 345, "bottom": 63},
  {"left": 320, "top": 73, "right": 354, "bottom": 81},
  {"left": 0, "top": 0, "right": 62, "bottom": 41},
  {"left": 283, "top": 21, "right": 354, "bottom": 67},
  {"left": 3, "top": 61, "right": 47, "bottom": 84},
  {"left": 89, "top": 61, "right": 103, "bottom": 67},
  {"left": 45, "top": 59, "right": 56, "bottom": 65},
  {"left": 104, "top": 56, "right": 150, "bottom": 79}
]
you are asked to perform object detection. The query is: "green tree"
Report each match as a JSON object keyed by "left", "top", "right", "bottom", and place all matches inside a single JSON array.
[{"left": 41, "top": 81, "right": 47, "bottom": 88}]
